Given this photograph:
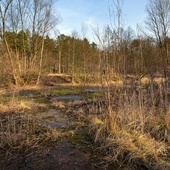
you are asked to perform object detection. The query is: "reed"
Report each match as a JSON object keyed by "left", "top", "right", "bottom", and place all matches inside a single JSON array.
[{"left": 89, "top": 78, "right": 170, "bottom": 169}]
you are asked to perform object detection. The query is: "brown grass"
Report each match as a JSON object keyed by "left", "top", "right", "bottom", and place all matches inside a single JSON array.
[
  {"left": 89, "top": 80, "right": 170, "bottom": 170},
  {"left": 0, "top": 113, "right": 59, "bottom": 158},
  {"left": 0, "top": 89, "right": 60, "bottom": 159}
]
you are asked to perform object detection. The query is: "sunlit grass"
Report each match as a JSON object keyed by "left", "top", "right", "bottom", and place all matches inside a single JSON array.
[
  {"left": 1, "top": 80, "right": 170, "bottom": 169},
  {"left": 89, "top": 81, "right": 170, "bottom": 170}
]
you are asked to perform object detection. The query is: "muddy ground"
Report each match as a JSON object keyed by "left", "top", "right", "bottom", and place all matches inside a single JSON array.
[{"left": 0, "top": 86, "right": 110, "bottom": 170}]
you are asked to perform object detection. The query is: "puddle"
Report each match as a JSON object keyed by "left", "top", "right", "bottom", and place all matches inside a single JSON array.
[
  {"left": 56, "top": 95, "right": 84, "bottom": 101},
  {"left": 44, "top": 121, "right": 68, "bottom": 128}
]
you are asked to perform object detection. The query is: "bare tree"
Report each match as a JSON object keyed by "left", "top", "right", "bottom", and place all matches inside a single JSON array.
[
  {"left": 0, "top": 0, "right": 20, "bottom": 85},
  {"left": 81, "top": 23, "right": 88, "bottom": 82},
  {"left": 145, "top": 0, "right": 170, "bottom": 76},
  {"left": 35, "top": 0, "right": 59, "bottom": 85},
  {"left": 109, "top": 0, "right": 125, "bottom": 45},
  {"left": 145, "top": 0, "right": 170, "bottom": 46},
  {"left": 109, "top": 0, "right": 128, "bottom": 82},
  {"left": 0, "top": 0, "right": 59, "bottom": 85}
]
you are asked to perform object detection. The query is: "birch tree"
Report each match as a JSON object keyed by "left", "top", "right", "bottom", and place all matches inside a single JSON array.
[{"left": 0, "top": 0, "right": 59, "bottom": 85}]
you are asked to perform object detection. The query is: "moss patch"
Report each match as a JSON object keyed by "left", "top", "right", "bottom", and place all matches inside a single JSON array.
[
  {"left": 34, "top": 97, "right": 50, "bottom": 104},
  {"left": 46, "top": 87, "right": 81, "bottom": 96},
  {"left": 82, "top": 92, "right": 101, "bottom": 99}
]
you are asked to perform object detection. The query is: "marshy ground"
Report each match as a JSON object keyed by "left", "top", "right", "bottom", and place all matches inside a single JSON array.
[
  {"left": 0, "top": 85, "right": 104, "bottom": 170},
  {"left": 0, "top": 80, "right": 170, "bottom": 170}
]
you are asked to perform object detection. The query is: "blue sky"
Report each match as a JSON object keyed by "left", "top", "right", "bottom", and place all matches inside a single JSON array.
[{"left": 55, "top": 0, "right": 148, "bottom": 42}]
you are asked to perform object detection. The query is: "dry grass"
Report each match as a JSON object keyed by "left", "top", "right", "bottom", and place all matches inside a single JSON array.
[
  {"left": 0, "top": 98, "right": 32, "bottom": 113},
  {"left": 0, "top": 90, "right": 59, "bottom": 158},
  {"left": 89, "top": 80, "right": 170, "bottom": 170},
  {"left": 0, "top": 113, "right": 59, "bottom": 158},
  {"left": 1, "top": 79, "right": 170, "bottom": 169}
]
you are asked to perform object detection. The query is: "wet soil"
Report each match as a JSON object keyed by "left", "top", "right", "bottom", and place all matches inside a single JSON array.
[
  {"left": 1, "top": 141, "right": 95, "bottom": 170},
  {"left": 0, "top": 87, "right": 103, "bottom": 170}
]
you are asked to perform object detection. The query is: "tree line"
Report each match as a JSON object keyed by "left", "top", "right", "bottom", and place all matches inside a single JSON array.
[{"left": 0, "top": 0, "right": 170, "bottom": 86}]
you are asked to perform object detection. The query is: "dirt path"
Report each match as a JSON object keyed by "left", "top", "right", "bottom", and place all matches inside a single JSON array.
[
  {"left": 29, "top": 103, "right": 98, "bottom": 170},
  {"left": 1, "top": 141, "right": 96, "bottom": 170},
  {"left": 24, "top": 141, "right": 95, "bottom": 170}
]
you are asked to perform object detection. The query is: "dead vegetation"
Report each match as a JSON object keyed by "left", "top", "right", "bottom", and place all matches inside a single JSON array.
[
  {"left": 0, "top": 86, "right": 97, "bottom": 169},
  {"left": 0, "top": 113, "right": 59, "bottom": 161},
  {"left": 0, "top": 80, "right": 170, "bottom": 169},
  {"left": 89, "top": 79, "right": 170, "bottom": 170}
]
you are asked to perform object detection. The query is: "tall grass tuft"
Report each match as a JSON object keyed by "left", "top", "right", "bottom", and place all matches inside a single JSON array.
[
  {"left": 0, "top": 113, "right": 59, "bottom": 158},
  {"left": 89, "top": 79, "right": 170, "bottom": 169}
]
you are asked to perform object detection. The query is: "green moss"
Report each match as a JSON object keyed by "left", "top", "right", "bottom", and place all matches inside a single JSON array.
[
  {"left": 65, "top": 133, "right": 83, "bottom": 144},
  {"left": 63, "top": 129, "right": 102, "bottom": 161},
  {"left": 46, "top": 87, "right": 81, "bottom": 96},
  {"left": 82, "top": 92, "right": 101, "bottom": 99},
  {"left": 19, "top": 96, "right": 33, "bottom": 102},
  {"left": 34, "top": 97, "right": 50, "bottom": 104},
  {"left": 72, "top": 133, "right": 83, "bottom": 141}
]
